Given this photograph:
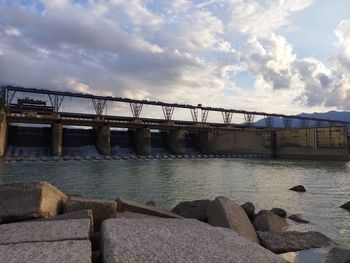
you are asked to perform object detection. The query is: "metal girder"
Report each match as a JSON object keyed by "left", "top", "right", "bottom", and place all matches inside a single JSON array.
[
  {"left": 190, "top": 108, "right": 209, "bottom": 123},
  {"left": 283, "top": 117, "right": 293, "bottom": 129},
  {"left": 222, "top": 111, "right": 233, "bottom": 124},
  {"left": 190, "top": 108, "right": 198, "bottom": 122},
  {"left": 201, "top": 109, "right": 209, "bottom": 123},
  {"left": 92, "top": 99, "right": 107, "bottom": 116},
  {"left": 129, "top": 102, "right": 143, "bottom": 118},
  {"left": 162, "top": 106, "right": 174, "bottom": 121},
  {"left": 264, "top": 116, "right": 274, "bottom": 128},
  {"left": 6, "top": 90, "right": 16, "bottom": 105},
  {"left": 48, "top": 94, "right": 65, "bottom": 112},
  {"left": 244, "top": 113, "right": 255, "bottom": 127},
  {"left": 299, "top": 119, "right": 309, "bottom": 128}
]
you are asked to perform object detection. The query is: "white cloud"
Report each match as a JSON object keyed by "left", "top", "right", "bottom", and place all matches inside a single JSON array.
[{"left": 0, "top": 0, "right": 349, "bottom": 119}]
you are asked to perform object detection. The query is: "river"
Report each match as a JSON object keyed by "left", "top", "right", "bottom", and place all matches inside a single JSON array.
[{"left": 0, "top": 158, "right": 349, "bottom": 247}]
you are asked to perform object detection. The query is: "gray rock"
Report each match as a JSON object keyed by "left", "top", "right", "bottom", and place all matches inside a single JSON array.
[
  {"left": 326, "top": 247, "right": 350, "bottom": 263},
  {"left": 289, "top": 185, "right": 306, "bottom": 192},
  {"left": 116, "top": 197, "right": 182, "bottom": 219},
  {"left": 0, "top": 181, "right": 68, "bottom": 223},
  {"left": 0, "top": 218, "right": 91, "bottom": 245},
  {"left": 271, "top": 208, "right": 287, "bottom": 218},
  {"left": 171, "top": 199, "right": 211, "bottom": 222},
  {"left": 116, "top": 211, "right": 157, "bottom": 219},
  {"left": 36, "top": 209, "right": 94, "bottom": 234},
  {"left": 288, "top": 214, "right": 310, "bottom": 223},
  {"left": 340, "top": 201, "right": 350, "bottom": 211},
  {"left": 257, "top": 231, "right": 333, "bottom": 254},
  {"left": 101, "top": 218, "right": 287, "bottom": 263},
  {"left": 241, "top": 202, "right": 255, "bottom": 221},
  {"left": 253, "top": 210, "right": 288, "bottom": 232},
  {"left": 207, "top": 196, "right": 258, "bottom": 242},
  {"left": 64, "top": 196, "right": 117, "bottom": 231},
  {"left": 0, "top": 240, "right": 91, "bottom": 263},
  {"left": 145, "top": 200, "right": 156, "bottom": 207}
]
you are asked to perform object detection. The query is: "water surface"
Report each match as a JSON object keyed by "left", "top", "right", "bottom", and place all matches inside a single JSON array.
[{"left": 0, "top": 158, "right": 349, "bottom": 247}]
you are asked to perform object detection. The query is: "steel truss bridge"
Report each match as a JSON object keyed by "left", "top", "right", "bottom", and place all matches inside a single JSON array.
[{"left": 2, "top": 85, "right": 350, "bottom": 130}]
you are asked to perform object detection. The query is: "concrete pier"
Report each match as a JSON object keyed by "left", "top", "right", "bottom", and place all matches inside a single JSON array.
[
  {"left": 197, "top": 130, "right": 273, "bottom": 156},
  {"left": 0, "top": 112, "right": 8, "bottom": 157},
  {"left": 134, "top": 128, "right": 151, "bottom": 155},
  {"left": 95, "top": 126, "right": 110, "bottom": 156},
  {"left": 51, "top": 123, "right": 63, "bottom": 156},
  {"left": 166, "top": 130, "right": 186, "bottom": 155}
]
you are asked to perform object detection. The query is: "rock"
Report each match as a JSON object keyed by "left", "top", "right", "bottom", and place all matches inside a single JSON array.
[
  {"left": 257, "top": 231, "right": 333, "bottom": 254},
  {"left": 64, "top": 196, "right": 117, "bottom": 231},
  {"left": 207, "top": 196, "right": 258, "bottom": 242},
  {"left": 116, "top": 211, "right": 157, "bottom": 219},
  {"left": 101, "top": 218, "right": 287, "bottom": 263},
  {"left": 289, "top": 185, "right": 306, "bottom": 192},
  {"left": 0, "top": 181, "right": 68, "bottom": 223},
  {"left": 116, "top": 197, "right": 182, "bottom": 219},
  {"left": 288, "top": 214, "right": 310, "bottom": 223},
  {"left": 171, "top": 199, "right": 211, "bottom": 222},
  {"left": 0, "top": 240, "right": 91, "bottom": 263},
  {"left": 340, "top": 201, "right": 350, "bottom": 211},
  {"left": 0, "top": 219, "right": 91, "bottom": 245},
  {"left": 253, "top": 210, "right": 288, "bottom": 232},
  {"left": 326, "top": 247, "right": 350, "bottom": 263},
  {"left": 35, "top": 209, "right": 94, "bottom": 234},
  {"left": 271, "top": 208, "right": 287, "bottom": 218},
  {"left": 241, "top": 202, "right": 255, "bottom": 221},
  {"left": 146, "top": 200, "right": 156, "bottom": 207}
]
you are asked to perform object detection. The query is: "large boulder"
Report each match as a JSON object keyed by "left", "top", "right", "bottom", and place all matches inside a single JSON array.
[
  {"left": 101, "top": 218, "right": 287, "bottom": 263},
  {"left": 116, "top": 197, "right": 181, "bottom": 219},
  {"left": 289, "top": 185, "right": 306, "bottom": 192},
  {"left": 64, "top": 196, "right": 117, "bottom": 231},
  {"left": 288, "top": 214, "right": 310, "bottom": 223},
  {"left": 270, "top": 208, "right": 287, "bottom": 218},
  {"left": 0, "top": 218, "right": 91, "bottom": 245},
  {"left": 340, "top": 201, "right": 350, "bottom": 211},
  {"left": 241, "top": 202, "right": 255, "bottom": 221},
  {"left": 0, "top": 240, "right": 91, "bottom": 263},
  {"left": 0, "top": 181, "right": 68, "bottom": 223},
  {"left": 326, "top": 247, "right": 350, "bottom": 263},
  {"left": 257, "top": 231, "right": 333, "bottom": 254},
  {"left": 207, "top": 196, "right": 258, "bottom": 242},
  {"left": 253, "top": 210, "right": 288, "bottom": 232},
  {"left": 171, "top": 199, "right": 211, "bottom": 222}
]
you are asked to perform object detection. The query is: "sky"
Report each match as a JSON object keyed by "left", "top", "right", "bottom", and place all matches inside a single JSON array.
[{"left": 1, "top": 0, "right": 350, "bottom": 120}]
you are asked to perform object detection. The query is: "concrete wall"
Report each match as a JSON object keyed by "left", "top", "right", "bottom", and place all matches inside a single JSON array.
[
  {"left": 166, "top": 130, "right": 186, "bottom": 155},
  {"left": 275, "top": 126, "right": 349, "bottom": 160},
  {"left": 95, "top": 126, "right": 110, "bottom": 156},
  {"left": 51, "top": 123, "right": 63, "bottom": 156},
  {"left": 0, "top": 112, "right": 7, "bottom": 157},
  {"left": 197, "top": 129, "right": 274, "bottom": 156},
  {"left": 134, "top": 128, "right": 151, "bottom": 155}
]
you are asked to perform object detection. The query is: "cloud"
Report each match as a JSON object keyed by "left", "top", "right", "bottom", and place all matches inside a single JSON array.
[{"left": 0, "top": 0, "right": 349, "bottom": 119}]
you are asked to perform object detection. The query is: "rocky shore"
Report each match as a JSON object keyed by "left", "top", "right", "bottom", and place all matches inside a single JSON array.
[{"left": 0, "top": 181, "right": 349, "bottom": 263}]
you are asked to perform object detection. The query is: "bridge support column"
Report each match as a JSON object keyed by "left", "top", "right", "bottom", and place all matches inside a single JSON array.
[
  {"left": 0, "top": 112, "right": 8, "bottom": 157},
  {"left": 95, "top": 125, "right": 110, "bottom": 156},
  {"left": 166, "top": 130, "right": 186, "bottom": 155},
  {"left": 134, "top": 128, "right": 151, "bottom": 155},
  {"left": 51, "top": 123, "right": 63, "bottom": 156}
]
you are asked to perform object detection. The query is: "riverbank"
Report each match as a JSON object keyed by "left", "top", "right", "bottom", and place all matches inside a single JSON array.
[{"left": 1, "top": 181, "right": 349, "bottom": 262}]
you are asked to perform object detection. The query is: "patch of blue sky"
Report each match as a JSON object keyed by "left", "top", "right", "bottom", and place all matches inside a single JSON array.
[
  {"left": 231, "top": 71, "right": 255, "bottom": 90},
  {"left": 278, "top": 0, "right": 350, "bottom": 61}
]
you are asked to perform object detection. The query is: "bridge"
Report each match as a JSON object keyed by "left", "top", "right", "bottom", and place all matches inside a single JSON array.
[{"left": 0, "top": 85, "right": 349, "bottom": 161}]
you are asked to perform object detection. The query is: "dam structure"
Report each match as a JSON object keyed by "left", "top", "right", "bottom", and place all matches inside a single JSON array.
[{"left": 0, "top": 85, "right": 349, "bottom": 161}]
